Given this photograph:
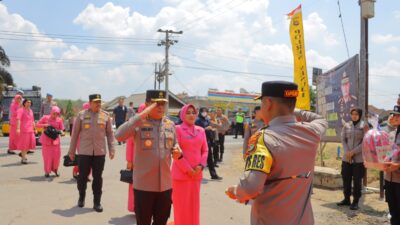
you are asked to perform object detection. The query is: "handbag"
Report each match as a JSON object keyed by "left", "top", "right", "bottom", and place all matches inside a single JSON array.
[
  {"left": 120, "top": 170, "right": 133, "bottom": 184},
  {"left": 44, "top": 125, "right": 61, "bottom": 140},
  {"left": 63, "top": 155, "right": 78, "bottom": 167}
]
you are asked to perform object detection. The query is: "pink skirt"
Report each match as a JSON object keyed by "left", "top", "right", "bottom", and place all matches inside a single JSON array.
[
  {"left": 17, "top": 132, "right": 36, "bottom": 150},
  {"left": 8, "top": 124, "right": 18, "bottom": 150},
  {"left": 172, "top": 179, "right": 201, "bottom": 225}
]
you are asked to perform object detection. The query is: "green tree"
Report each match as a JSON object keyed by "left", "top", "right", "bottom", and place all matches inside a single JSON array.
[
  {"left": 65, "top": 100, "right": 74, "bottom": 120},
  {"left": 0, "top": 46, "right": 14, "bottom": 92},
  {"left": 310, "top": 85, "right": 317, "bottom": 112}
]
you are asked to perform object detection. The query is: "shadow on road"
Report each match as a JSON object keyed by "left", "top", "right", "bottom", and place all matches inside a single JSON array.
[
  {"left": 58, "top": 179, "right": 77, "bottom": 185},
  {"left": 20, "top": 175, "right": 53, "bottom": 182},
  {"left": 108, "top": 214, "right": 136, "bottom": 225},
  {"left": 2, "top": 161, "right": 38, "bottom": 167},
  {"left": 0, "top": 153, "right": 11, "bottom": 158},
  {"left": 52, "top": 207, "right": 93, "bottom": 217},
  {"left": 321, "top": 200, "right": 387, "bottom": 219}
]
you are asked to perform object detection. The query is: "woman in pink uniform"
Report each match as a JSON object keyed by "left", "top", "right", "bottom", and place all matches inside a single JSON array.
[
  {"left": 37, "top": 106, "right": 64, "bottom": 177},
  {"left": 8, "top": 94, "right": 22, "bottom": 154},
  {"left": 172, "top": 104, "right": 208, "bottom": 225},
  {"left": 16, "top": 99, "right": 36, "bottom": 164},
  {"left": 72, "top": 102, "right": 90, "bottom": 179},
  {"left": 125, "top": 103, "right": 146, "bottom": 213}
]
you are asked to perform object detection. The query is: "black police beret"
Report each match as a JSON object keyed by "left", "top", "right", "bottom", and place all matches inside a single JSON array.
[
  {"left": 89, "top": 94, "right": 101, "bottom": 102},
  {"left": 146, "top": 90, "right": 168, "bottom": 102},
  {"left": 255, "top": 81, "right": 298, "bottom": 100}
]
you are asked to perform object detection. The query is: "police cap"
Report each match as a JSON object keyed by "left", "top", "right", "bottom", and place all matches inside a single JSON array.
[
  {"left": 255, "top": 81, "right": 298, "bottom": 100},
  {"left": 392, "top": 105, "right": 400, "bottom": 115},
  {"left": 146, "top": 90, "right": 168, "bottom": 102},
  {"left": 89, "top": 94, "right": 101, "bottom": 102}
]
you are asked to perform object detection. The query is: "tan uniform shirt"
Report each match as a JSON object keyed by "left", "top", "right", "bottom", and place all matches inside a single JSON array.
[
  {"left": 40, "top": 100, "right": 56, "bottom": 117},
  {"left": 384, "top": 124, "right": 400, "bottom": 183},
  {"left": 236, "top": 110, "right": 327, "bottom": 225},
  {"left": 115, "top": 115, "right": 176, "bottom": 192},
  {"left": 341, "top": 121, "right": 366, "bottom": 163},
  {"left": 243, "top": 119, "right": 265, "bottom": 156},
  {"left": 68, "top": 109, "right": 115, "bottom": 156},
  {"left": 216, "top": 115, "right": 230, "bottom": 134}
]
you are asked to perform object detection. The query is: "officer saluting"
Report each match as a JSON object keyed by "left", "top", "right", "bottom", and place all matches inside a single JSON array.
[
  {"left": 226, "top": 81, "right": 327, "bottom": 225},
  {"left": 68, "top": 94, "right": 115, "bottom": 212},
  {"left": 115, "top": 90, "right": 181, "bottom": 225}
]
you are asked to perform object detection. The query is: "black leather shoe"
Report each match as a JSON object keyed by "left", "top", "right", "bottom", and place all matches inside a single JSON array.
[
  {"left": 336, "top": 199, "right": 351, "bottom": 206},
  {"left": 211, "top": 175, "right": 223, "bottom": 180},
  {"left": 45, "top": 174, "right": 50, "bottom": 178},
  {"left": 93, "top": 204, "right": 103, "bottom": 212},
  {"left": 214, "top": 164, "right": 219, "bottom": 168},
  {"left": 350, "top": 201, "right": 359, "bottom": 210},
  {"left": 78, "top": 196, "right": 85, "bottom": 208},
  {"left": 7, "top": 150, "right": 16, "bottom": 155},
  {"left": 27, "top": 151, "right": 34, "bottom": 154}
]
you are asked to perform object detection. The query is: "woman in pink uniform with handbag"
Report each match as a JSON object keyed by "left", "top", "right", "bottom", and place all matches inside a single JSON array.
[
  {"left": 8, "top": 94, "right": 22, "bottom": 154},
  {"left": 16, "top": 99, "right": 36, "bottom": 164},
  {"left": 37, "top": 106, "right": 64, "bottom": 177},
  {"left": 172, "top": 104, "right": 208, "bottom": 225}
]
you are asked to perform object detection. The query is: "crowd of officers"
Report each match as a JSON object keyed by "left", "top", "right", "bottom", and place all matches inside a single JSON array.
[{"left": 7, "top": 80, "right": 400, "bottom": 225}]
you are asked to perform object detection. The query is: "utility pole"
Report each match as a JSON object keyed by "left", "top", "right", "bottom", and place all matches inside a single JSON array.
[
  {"left": 359, "top": 0, "right": 377, "bottom": 198},
  {"left": 157, "top": 29, "right": 183, "bottom": 114},
  {"left": 154, "top": 63, "right": 157, "bottom": 89}
]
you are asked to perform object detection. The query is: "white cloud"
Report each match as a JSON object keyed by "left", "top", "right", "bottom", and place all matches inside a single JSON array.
[
  {"left": 0, "top": 3, "right": 65, "bottom": 59},
  {"left": 306, "top": 49, "right": 338, "bottom": 70},
  {"left": 394, "top": 10, "right": 400, "bottom": 21},
  {"left": 303, "top": 12, "right": 339, "bottom": 47},
  {"left": 372, "top": 34, "right": 400, "bottom": 44}
]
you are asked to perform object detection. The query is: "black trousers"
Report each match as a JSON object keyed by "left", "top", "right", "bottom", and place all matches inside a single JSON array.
[
  {"left": 386, "top": 180, "right": 400, "bottom": 225},
  {"left": 341, "top": 161, "right": 365, "bottom": 201},
  {"left": 235, "top": 123, "right": 244, "bottom": 138},
  {"left": 207, "top": 141, "right": 217, "bottom": 177},
  {"left": 77, "top": 155, "right": 105, "bottom": 203},
  {"left": 218, "top": 133, "right": 225, "bottom": 158},
  {"left": 212, "top": 141, "right": 219, "bottom": 164},
  {"left": 134, "top": 189, "right": 172, "bottom": 225}
]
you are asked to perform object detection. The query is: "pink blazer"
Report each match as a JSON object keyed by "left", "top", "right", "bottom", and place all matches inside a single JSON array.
[
  {"left": 126, "top": 137, "right": 135, "bottom": 163},
  {"left": 172, "top": 123, "right": 208, "bottom": 180},
  {"left": 37, "top": 115, "right": 64, "bottom": 145},
  {"left": 9, "top": 102, "right": 20, "bottom": 125},
  {"left": 16, "top": 108, "right": 34, "bottom": 133}
]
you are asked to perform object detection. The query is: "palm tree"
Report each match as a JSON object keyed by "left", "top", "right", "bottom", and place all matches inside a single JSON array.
[{"left": 0, "top": 46, "right": 14, "bottom": 92}]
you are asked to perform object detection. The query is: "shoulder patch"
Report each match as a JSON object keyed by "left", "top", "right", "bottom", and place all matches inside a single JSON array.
[{"left": 244, "top": 130, "right": 273, "bottom": 174}]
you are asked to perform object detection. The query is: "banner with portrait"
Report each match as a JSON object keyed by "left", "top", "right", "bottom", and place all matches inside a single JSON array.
[{"left": 316, "top": 55, "right": 359, "bottom": 142}]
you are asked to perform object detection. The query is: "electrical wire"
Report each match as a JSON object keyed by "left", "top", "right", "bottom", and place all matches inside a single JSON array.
[{"left": 337, "top": 0, "right": 350, "bottom": 58}]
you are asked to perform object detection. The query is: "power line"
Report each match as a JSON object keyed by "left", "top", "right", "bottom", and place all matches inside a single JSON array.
[
  {"left": 0, "top": 37, "right": 157, "bottom": 47},
  {"left": 337, "top": 0, "right": 350, "bottom": 58},
  {"left": 0, "top": 30, "right": 158, "bottom": 41}
]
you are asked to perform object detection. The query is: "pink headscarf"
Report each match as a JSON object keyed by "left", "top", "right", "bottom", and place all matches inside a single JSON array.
[
  {"left": 138, "top": 103, "right": 146, "bottom": 113},
  {"left": 14, "top": 94, "right": 22, "bottom": 101},
  {"left": 180, "top": 104, "right": 197, "bottom": 125},
  {"left": 51, "top": 106, "right": 61, "bottom": 114},
  {"left": 82, "top": 102, "right": 90, "bottom": 110}
]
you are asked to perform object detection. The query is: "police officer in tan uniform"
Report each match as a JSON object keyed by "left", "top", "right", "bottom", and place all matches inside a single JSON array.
[
  {"left": 242, "top": 106, "right": 264, "bottom": 157},
  {"left": 115, "top": 90, "right": 181, "bottom": 225},
  {"left": 338, "top": 72, "right": 357, "bottom": 125},
  {"left": 68, "top": 94, "right": 115, "bottom": 212},
  {"left": 226, "top": 81, "right": 327, "bottom": 225}
]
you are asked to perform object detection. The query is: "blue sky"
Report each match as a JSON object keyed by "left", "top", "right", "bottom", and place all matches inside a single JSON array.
[{"left": 0, "top": 0, "right": 399, "bottom": 109}]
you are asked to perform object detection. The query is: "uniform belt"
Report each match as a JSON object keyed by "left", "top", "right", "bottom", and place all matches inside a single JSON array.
[{"left": 264, "top": 171, "right": 311, "bottom": 185}]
